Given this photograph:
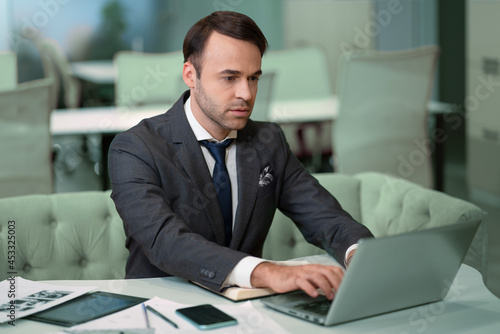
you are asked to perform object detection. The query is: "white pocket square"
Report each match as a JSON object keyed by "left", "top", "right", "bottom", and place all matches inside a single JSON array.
[{"left": 259, "top": 165, "right": 274, "bottom": 187}]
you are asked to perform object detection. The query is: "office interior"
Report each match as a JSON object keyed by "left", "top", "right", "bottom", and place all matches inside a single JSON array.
[{"left": 1, "top": 0, "right": 499, "bottom": 297}]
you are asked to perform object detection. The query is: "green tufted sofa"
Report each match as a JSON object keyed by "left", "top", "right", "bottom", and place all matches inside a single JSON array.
[
  {"left": 0, "top": 190, "right": 127, "bottom": 281},
  {"left": 262, "top": 172, "right": 486, "bottom": 274},
  {"left": 0, "top": 172, "right": 486, "bottom": 282}
]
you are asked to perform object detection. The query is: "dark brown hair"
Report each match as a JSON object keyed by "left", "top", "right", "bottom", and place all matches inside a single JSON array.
[{"left": 183, "top": 11, "right": 268, "bottom": 78}]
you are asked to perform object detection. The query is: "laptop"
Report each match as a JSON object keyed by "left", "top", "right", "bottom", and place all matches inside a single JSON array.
[{"left": 261, "top": 220, "right": 480, "bottom": 326}]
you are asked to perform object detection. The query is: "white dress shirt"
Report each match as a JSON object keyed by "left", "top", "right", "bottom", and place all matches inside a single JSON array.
[{"left": 184, "top": 97, "right": 356, "bottom": 288}]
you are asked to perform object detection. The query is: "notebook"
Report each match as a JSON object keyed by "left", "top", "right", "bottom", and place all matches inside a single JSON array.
[{"left": 261, "top": 220, "right": 480, "bottom": 326}]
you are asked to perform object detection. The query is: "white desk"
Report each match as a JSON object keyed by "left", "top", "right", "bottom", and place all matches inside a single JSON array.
[
  {"left": 51, "top": 104, "right": 170, "bottom": 135},
  {"left": 3, "top": 265, "right": 500, "bottom": 333},
  {"left": 67, "top": 57, "right": 453, "bottom": 120},
  {"left": 71, "top": 60, "right": 115, "bottom": 85},
  {"left": 51, "top": 97, "right": 453, "bottom": 190},
  {"left": 49, "top": 100, "right": 333, "bottom": 136},
  {"left": 270, "top": 96, "right": 453, "bottom": 123},
  {"left": 49, "top": 99, "right": 337, "bottom": 136},
  {"left": 51, "top": 97, "right": 452, "bottom": 135}
]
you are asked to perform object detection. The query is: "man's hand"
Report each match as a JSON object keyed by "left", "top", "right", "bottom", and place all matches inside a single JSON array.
[{"left": 250, "top": 262, "right": 344, "bottom": 300}]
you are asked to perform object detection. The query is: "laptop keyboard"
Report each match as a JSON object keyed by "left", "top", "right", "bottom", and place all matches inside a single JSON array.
[{"left": 294, "top": 299, "right": 332, "bottom": 315}]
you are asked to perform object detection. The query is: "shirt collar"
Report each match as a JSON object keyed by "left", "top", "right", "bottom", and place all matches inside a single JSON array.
[{"left": 184, "top": 96, "right": 237, "bottom": 143}]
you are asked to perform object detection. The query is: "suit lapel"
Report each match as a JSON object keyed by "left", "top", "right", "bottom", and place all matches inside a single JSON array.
[
  {"left": 166, "top": 94, "right": 227, "bottom": 245},
  {"left": 230, "top": 127, "right": 261, "bottom": 249}
]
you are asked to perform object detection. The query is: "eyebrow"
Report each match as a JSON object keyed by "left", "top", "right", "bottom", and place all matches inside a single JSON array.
[{"left": 220, "top": 69, "right": 262, "bottom": 76}]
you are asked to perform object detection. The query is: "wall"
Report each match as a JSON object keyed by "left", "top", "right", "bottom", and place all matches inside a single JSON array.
[
  {"left": 376, "top": 0, "right": 438, "bottom": 51},
  {"left": 158, "top": 0, "right": 283, "bottom": 52}
]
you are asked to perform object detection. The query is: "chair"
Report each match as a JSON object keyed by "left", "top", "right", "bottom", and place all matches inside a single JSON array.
[
  {"left": 113, "top": 50, "right": 184, "bottom": 108},
  {"left": 36, "top": 38, "right": 81, "bottom": 109},
  {"left": 0, "top": 191, "right": 127, "bottom": 281},
  {"left": 261, "top": 47, "right": 333, "bottom": 168},
  {"left": 261, "top": 46, "right": 332, "bottom": 103},
  {"left": 0, "top": 78, "right": 54, "bottom": 199},
  {"left": 0, "top": 50, "right": 17, "bottom": 91},
  {"left": 263, "top": 172, "right": 486, "bottom": 277},
  {"left": 250, "top": 72, "right": 275, "bottom": 122},
  {"left": 333, "top": 45, "right": 439, "bottom": 188}
]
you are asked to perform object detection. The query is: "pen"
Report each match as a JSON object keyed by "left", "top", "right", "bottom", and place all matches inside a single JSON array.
[
  {"left": 146, "top": 305, "right": 179, "bottom": 329},
  {"left": 142, "top": 303, "right": 150, "bottom": 329}
]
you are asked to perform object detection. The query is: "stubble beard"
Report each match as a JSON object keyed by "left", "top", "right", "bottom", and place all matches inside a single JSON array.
[{"left": 195, "top": 78, "right": 252, "bottom": 132}]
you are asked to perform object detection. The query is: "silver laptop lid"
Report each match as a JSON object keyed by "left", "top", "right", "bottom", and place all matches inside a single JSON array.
[
  {"left": 261, "top": 221, "right": 480, "bottom": 326},
  {"left": 325, "top": 220, "right": 480, "bottom": 325}
]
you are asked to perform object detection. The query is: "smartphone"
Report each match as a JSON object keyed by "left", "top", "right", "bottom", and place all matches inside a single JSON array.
[{"left": 175, "top": 304, "right": 237, "bottom": 330}]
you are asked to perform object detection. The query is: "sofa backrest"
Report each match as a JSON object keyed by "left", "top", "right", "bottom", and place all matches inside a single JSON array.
[
  {"left": 0, "top": 173, "right": 485, "bottom": 281},
  {"left": 0, "top": 190, "right": 127, "bottom": 281},
  {"left": 356, "top": 173, "right": 484, "bottom": 237},
  {"left": 263, "top": 172, "right": 485, "bottom": 266}
]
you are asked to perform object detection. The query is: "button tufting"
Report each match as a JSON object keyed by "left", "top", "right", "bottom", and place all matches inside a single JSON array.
[
  {"left": 288, "top": 237, "right": 296, "bottom": 248},
  {"left": 79, "top": 258, "right": 88, "bottom": 267},
  {"left": 23, "top": 264, "right": 32, "bottom": 272}
]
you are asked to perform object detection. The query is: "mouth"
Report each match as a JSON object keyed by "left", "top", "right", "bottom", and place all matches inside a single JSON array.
[{"left": 229, "top": 108, "right": 251, "bottom": 116}]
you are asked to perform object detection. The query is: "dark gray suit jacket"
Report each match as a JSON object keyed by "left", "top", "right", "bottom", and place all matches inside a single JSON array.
[{"left": 109, "top": 91, "right": 373, "bottom": 291}]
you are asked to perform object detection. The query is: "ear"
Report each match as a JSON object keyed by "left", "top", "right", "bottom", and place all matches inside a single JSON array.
[{"left": 183, "top": 62, "right": 196, "bottom": 89}]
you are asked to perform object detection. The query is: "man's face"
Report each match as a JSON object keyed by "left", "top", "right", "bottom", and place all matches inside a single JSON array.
[{"left": 184, "top": 32, "right": 262, "bottom": 140}]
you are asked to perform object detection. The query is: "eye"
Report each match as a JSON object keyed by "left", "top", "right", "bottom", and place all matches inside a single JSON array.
[
  {"left": 249, "top": 76, "right": 260, "bottom": 83},
  {"left": 224, "top": 76, "right": 236, "bottom": 82}
]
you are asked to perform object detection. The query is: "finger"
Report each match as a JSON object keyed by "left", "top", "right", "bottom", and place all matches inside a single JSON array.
[
  {"left": 296, "top": 267, "right": 337, "bottom": 300},
  {"left": 305, "top": 266, "right": 343, "bottom": 299},
  {"left": 323, "top": 266, "right": 344, "bottom": 292},
  {"left": 295, "top": 277, "right": 320, "bottom": 298},
  {"left": 309, "top": 273, "right": 336, "bottom": 300}
]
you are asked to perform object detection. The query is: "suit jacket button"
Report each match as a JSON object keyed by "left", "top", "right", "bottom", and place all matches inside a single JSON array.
[{"left": 208, "top": 271, "right": 215, "bottom": 279}]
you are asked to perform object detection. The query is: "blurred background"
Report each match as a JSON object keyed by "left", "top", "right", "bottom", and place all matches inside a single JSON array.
[
  {"left": 1, "top": 0, "right": 489, "bottom": 202},
  {"left": 2, "top": 0, "right": 445, "bottom": 190},
  {"left": 1, "top": 0, "right": 499, "bottom": 293}
]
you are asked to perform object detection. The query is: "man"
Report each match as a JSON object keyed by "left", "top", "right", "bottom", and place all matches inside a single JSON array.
[{"left": 109, "top": 11, "right": 373, "bottom": 300}]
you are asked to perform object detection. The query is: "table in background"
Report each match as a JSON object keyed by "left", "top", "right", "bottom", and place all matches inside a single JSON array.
[
  {"left": 51, "top": 104, "right": 170, "bottom": 190},
  {"left": 71, "top": 60, "right": 115, "bottom": 85},
  {"left": 51, "top": 97, "right": 454, "bottom": 190},
  {"left": 3, "top": 264, "right": 500, "bottom": 334},
  {"left": 67, "top": 59, "right": 452, "bottom": 123}
]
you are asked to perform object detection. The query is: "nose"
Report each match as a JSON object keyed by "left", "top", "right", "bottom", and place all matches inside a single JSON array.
[{"left": 235, "top": 79, "right": 253, "bottom": 102}]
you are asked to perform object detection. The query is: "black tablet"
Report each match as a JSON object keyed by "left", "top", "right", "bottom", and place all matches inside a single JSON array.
[{"left": 26, "top": 291, "right": 147, "bottom": 327}]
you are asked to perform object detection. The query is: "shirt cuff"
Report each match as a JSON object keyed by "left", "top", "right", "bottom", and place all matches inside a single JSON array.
[
  {"left": 224, "top": 256, "right": 266, "bottom": 288},
  {"left": 344, "top": 243, "right": 359, "bottom": 266}
]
